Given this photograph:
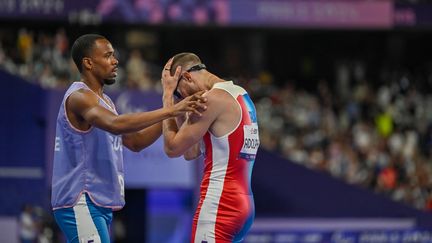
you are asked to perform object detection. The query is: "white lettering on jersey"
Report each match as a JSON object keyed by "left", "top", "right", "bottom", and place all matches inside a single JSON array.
[
  {"left": 118, "top": 175, "right": 125, "bottom": 198},
  {"left": 54, "top": 136, "right": 61, "bottom": 151},
  {"left": 109, "top": 135, "right": 123, "bottom": 152}
]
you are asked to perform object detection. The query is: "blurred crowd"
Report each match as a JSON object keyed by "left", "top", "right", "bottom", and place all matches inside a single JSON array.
[
  {"left": 19, "top": 204, "right": 55, "bottom": 243},
  {"left": 241, "top": 63, "right": 432, "bottom": 211},
  {"left": 0, "top": 28, "right": 162, "bottom": 91},
  {"left": 2, "top": 28, "right": 432, "bottom": 212}
]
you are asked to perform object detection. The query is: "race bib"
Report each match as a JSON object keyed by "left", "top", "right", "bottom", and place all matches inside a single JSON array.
[{"left": 240, "top": 124, "right": 260, "bottom": 160}]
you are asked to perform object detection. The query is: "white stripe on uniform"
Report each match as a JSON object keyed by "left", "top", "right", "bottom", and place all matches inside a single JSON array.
[
  {"left": 73, "top": 194, "right": 102, "bottom": 243},
  {"left": 195, "top": 136, "right": 230, "bottom": 243}
]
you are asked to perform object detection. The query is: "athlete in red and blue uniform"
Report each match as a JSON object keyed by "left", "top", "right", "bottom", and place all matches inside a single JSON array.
[{"left": 161, "top": 53, "right": 260, "bottom": 243}]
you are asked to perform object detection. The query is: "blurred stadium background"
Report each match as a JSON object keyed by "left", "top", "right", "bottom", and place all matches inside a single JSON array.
[{"left": 2, "top": 0, "right": 432, "bottom": 242}]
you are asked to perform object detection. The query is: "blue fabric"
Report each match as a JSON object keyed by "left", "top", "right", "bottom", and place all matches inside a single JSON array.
[
  {"left": 86, "top": 195, "right": 113, "bottom": 243},
  {"left": 53, "top": 193, "right": 113, "bottom": 243},
  {"left": 52, "top": 82, "right": 125, "bottom": 210},
  {"left": 53, "top": 207, "right": 78, "bottom": 243}
]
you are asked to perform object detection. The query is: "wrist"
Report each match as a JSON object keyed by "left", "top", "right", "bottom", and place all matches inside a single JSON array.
[
  {"left": 166, "top": 106, "right": 176, "bottom": 118},
  {"left": 162, "top": 95, "right": 175, "bottom": 117}
]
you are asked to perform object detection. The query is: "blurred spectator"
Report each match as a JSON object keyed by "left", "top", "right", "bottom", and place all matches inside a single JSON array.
[
  {"left": 113, "top": 214, "right": 127, "bottom": 243},
  {"left": 19, "top": 204, "right": 37, "bottom": 243},
  {"left": 54, "top": 28, "right": 68, "bottom": 57},
  {"left": 33, "top": 206, "right": 55, "bottom": 243},
  {"left": 126, "top": 49, "right": 153, "bottom": 90},
  {"left": 17, "top": 29, "right": 33, "bottom": 64}
]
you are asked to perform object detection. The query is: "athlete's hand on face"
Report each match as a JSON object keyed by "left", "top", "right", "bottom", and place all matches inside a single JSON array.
[
  {"left": 172, "top": 90, "right": 207, "bottom": 117},
  {"left": 161, "top": 58, "right": 181, "bottom": 95}
]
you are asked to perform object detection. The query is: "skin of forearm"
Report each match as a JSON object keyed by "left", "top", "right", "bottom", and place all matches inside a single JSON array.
[
  {"left": 183, "top": 144, "right": 201, "bottom": 160},
  {"left": 111, "top": 107, "right": 173, "bottom": 135},
  {"left": 176, "top": 114, "right": 201, "bottom": 160},
  {"left": 122, "top": 123, "right": 162, "bottom": 152},
  {"left": 162, "top": 94, "right": 181, "bottom": 155}
]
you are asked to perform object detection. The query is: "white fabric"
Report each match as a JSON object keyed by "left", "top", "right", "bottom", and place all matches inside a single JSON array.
[
  {"left": 194, "top": 136, "right": 230, "bottom": 243},
  {"left": 73, "top": 194, "right": 101, "bottom": 243}
]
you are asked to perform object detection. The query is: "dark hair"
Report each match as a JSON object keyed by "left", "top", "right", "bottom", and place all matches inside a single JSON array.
[
  {"left": 170, "top": 52, "right": 201, "bottom": 76},
  {"left": 71, "top": 34, "right": 106, "bottom": 73}
]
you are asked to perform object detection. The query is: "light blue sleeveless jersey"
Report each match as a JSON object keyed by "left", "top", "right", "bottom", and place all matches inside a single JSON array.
[{"left": 51, "top": 82, "right": 125, "bottom": 210}]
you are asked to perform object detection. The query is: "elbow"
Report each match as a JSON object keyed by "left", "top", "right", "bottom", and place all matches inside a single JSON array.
[
  {"left": 127, "top": 145, "right": 141, "bottom": 153},
  {"left": 184, "top": 154, "right": 198, "bottom": 161},
  {"left": 122, "top": 137, "right": 141, "bottom": 153},
  {"left": 165, "top": 149, "right": 182, "bottom": 158},
  {"left": 183, "top": 155, "right": 197, "bottom": 161},
  {"left": 107, "top": 124, "right": 123, "bottom": 136},
  {"left": 111, "top": 129, "right": 122, "bottom": 136},
  {"left": 164, "top": 145, "right": 183, "bottom": 158}
]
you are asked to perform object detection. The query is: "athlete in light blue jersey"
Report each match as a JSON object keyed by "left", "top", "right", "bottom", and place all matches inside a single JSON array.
[{"left": 51, "top": 34, "right": 207, "bottom": 243}]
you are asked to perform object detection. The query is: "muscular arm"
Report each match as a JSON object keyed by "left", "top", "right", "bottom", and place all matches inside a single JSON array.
[
  {"left": 68, "top": 89, "right": 174, "bottom": 136},
  {"left": 120, "top": 91, "right": 207, "bottom": 152},
  {"left": 176, "top": 114, "right": 202, "bottom": 160},
  {"left": 162, "top": 91, "right": 219, "bottom": 158},
  {"left": 68, "top": 89, "right": 206, "bottom": 152},
  {"left": 122, "top": 123, "right": 162, "bottom": 152}
]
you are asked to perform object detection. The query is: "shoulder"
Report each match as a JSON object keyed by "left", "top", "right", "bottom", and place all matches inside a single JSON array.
[
  {"left": 201, "top": 88, "right": 232, "bottom": 113},
  {"left": 203, "top": 88, "right": 233, "bottom": 104},
  {"left": 186, "top": 89, "right": 227, "bottom": 123},
  {"left": 67, "top": 88, "right": 99, "bottom": 112},
  {"left": 68, "top": 88, "right": 97, "bottom": 101}
]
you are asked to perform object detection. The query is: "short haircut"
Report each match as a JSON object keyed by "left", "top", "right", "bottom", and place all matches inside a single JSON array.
[
  {"left": 71, "top": 34, "right": 107, "bottom": 73},
  {"left": 170, "top": 52, "right": 201, "bottom": 76}
]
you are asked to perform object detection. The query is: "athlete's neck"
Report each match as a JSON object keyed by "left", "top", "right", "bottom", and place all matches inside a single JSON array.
[
  {"left": 204, "top": 73, "right": 225, "bottom": 90},
  {"left": 81, "top": 76, "right": 104, "bottom": 96}
]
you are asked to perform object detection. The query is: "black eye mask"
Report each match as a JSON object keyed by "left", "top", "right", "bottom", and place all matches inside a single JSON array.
[{"left": 173, "top": 63, "right": 207, "bottom": 100}]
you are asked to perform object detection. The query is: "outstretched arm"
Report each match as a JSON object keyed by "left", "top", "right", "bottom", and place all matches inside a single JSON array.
[
  {"left": 122, "top": 123, "right": 162, "bottom": 152},
  {"left": 67, "top": 88, "right": 206, "bottom": 152},
  {"left": 120, "top": 91, "right": 207, "bottom": 152},
  {"left": 68, "top": 89, "right": 174, "bottom": 135}
]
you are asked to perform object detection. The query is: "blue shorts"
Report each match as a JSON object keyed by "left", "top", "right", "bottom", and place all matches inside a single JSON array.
[{"left": 53, "top": 193, "right": 113, "bottom": 243}]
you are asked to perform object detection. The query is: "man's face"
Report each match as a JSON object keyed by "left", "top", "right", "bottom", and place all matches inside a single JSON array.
[
  {"left": 174, "top": 63, "right": 206, "bottom": 100},
  {"left": 174, "top": 74, "right": 189, "bottom": 100},
  {"left": 88, "top": 39, "right": 118, "bottom": 85}
]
